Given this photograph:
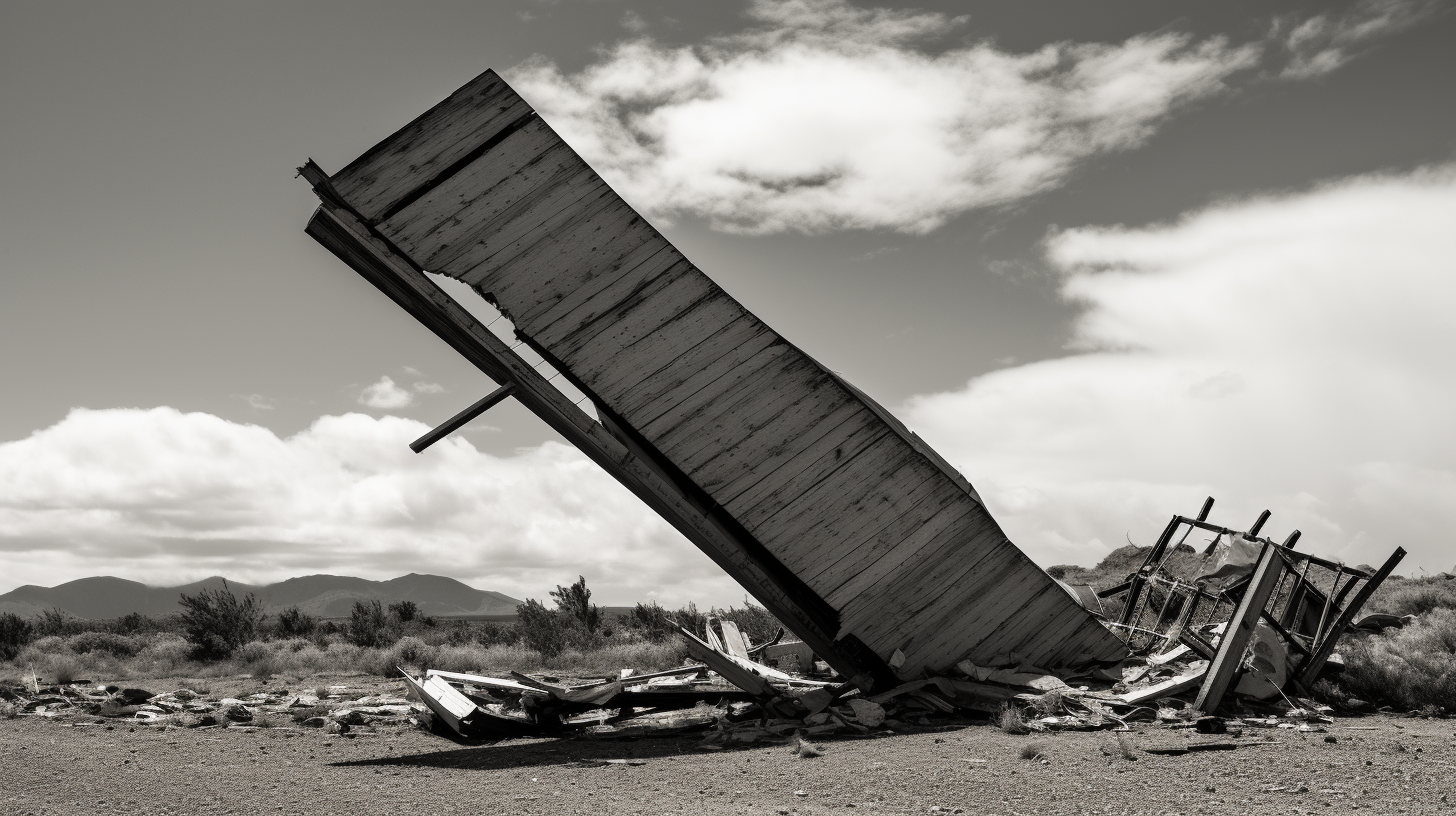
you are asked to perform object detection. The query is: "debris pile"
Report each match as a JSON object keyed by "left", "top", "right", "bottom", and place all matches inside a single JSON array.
[{"left": 0, "top": 680, "right": 424, "bottom": 734}]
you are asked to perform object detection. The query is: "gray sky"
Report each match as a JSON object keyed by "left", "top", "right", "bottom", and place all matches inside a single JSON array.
[{"left": 3, "top": 0, "right": 1453, "bottom": 605}]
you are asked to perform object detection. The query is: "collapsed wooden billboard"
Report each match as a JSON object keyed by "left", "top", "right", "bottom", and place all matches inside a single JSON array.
[{"left": 299, "top": 69, "right": 1127, "bottom": 692}]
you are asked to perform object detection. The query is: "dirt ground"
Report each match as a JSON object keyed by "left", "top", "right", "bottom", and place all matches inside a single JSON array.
[{"left": 4, "top": 676, "right": 1454, "bottom": 816}]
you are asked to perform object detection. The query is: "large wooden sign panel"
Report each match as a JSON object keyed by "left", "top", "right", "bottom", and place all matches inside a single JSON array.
[{"left": 309, "top": 69, "right": 1127, "bottom": 680}]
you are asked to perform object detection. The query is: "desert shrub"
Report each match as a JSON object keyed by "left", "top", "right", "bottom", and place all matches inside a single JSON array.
[
  {"left": 274, "top": 606, "right": 317, "bottom": 639},
  {"left": 545, "top": 639, "right": 689, "bottom": 674},
  {"left": 0, "top": 612, "right": 33, "bottom": 660},
  {"left": 109, "top": 613, "right": 156, "bottom": 635},
  {"left": 48, "top": 654, "right": 84, "bottom": 685},
  {"left": 998, "top": 703, "right": 1029, "bottom": 734},
  {"left": 621, "top": 602, "right": 677, "bottom": 643},
  {"left": 516, "top": 599, "right": 579, "bottom": 658},
  {"left": 272, "top": 637, "right": 313, "bottom": 653},
  {"left": 474, "top": 622, "right": 517, "bottom": 647},
  {"left": 388, "top": 600, "right": 419, "bottom": 623},
  {"left": 1333, "top": 608, "right": 1456, "bottom": 711},
  {"left": 377, "top": 636, "right": 437, "bottom": 676},
  {"left": 34, "top": 608, "right": 81, "bottom": 638},
  {"left": 67, "top": 631, "right": 140, "bottom": 658},
  {"left": 1369, "top": 579, "right": 1456, "bottom": 618},
  {"left": 235, "top": 640, "right": 278, "bottom": 677},
  {"left": 179, "top": 581, "right": 265, "bottom": 660},
  {"left": 348, "top": 600, "right": 394, "bottom": 648},
  {"left": 550, "top": 576, "right": 601, "bottom": 634},
  {"left": 134, "top": 635, "right": 192, "bottom": 673},
  {"left": 22, "top": 635, "right": 67, "bottom": 656}
]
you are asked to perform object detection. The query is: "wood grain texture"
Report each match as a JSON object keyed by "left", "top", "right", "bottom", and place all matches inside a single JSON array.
[
  {"left": 312, "top": 71, "right": 1131, "bottom": 686},
  {"left": 332, "top": 70, "right": 533, "bottom": 222}
]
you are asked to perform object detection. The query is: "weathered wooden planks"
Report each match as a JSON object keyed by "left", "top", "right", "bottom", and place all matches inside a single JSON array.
[
  {"left": 332, "top": 70, "right": 534, "bottom": 223},
  {"left": 305, "top": 69, "right": 1129, "bottom": 687}
]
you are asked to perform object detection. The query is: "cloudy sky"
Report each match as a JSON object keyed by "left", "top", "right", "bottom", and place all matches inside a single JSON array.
[{"left": 2, "top": 0, "right": 1453, "bottom": 606}]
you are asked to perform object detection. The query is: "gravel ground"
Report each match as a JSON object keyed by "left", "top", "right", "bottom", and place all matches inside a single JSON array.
[{"left": 4, "top": 687, "right": 1455, "bottom": 815}]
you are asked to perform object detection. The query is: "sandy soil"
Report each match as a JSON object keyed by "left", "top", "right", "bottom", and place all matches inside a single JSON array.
[{"left": 4, "top": 677, "right": 1454, "bottom": 816}]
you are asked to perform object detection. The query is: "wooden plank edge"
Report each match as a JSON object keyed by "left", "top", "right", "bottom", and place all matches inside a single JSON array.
[{"left": 297, "top": 169, "right": 896, "bottom": 692}]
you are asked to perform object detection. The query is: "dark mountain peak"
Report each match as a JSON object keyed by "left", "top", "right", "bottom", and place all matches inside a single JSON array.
[{"left": 0, "top": 573, "right": 523, "bottom": 620}]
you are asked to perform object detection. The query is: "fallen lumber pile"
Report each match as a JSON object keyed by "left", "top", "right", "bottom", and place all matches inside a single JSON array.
[{"left": 0, "top": 680, "right": 425, "bottom": 734}]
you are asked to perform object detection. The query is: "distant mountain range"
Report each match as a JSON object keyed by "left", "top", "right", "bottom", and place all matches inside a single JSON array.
[{"left": 0, "top": 574, "right": 523, "bottom": 621}]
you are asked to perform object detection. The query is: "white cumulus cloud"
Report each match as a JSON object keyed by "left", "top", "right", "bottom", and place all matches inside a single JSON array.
[
  {"left": 0, "top": 408, "right": 735, "bottom": 605},
  {"left": 512, "top": 0, "right": 1259, "bottom": 234},
  {"left": 358, "top": 375, "right": 414, "bottom": 409},
  {"left": 903, "top": 165, "right": 1456, "bottom": 574}
]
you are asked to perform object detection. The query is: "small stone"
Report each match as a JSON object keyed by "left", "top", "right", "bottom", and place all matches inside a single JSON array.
[
  {"left": 1324, "top": 736, "right": 1338, "bottom": 744},
  {"left": 301, "top": 717, "right": 328, "bottom": 728}
]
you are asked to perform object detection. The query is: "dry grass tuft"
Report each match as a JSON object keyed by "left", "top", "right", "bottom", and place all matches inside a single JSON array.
[
  {"left": 793, "top": 736, "right": 823, "bottom": 758},
  {"left": 1115, "top": 732, "right": 1138, "bottom": 761},
  {"left": 1330, "top": 608, "right": 1456, "bottom": 711},
  {"left": 998, "top": 704, "right": 1029, "bottom": 735},
  {"left": 1019, "top": 742, "right": 1047, "bottom": 761}
]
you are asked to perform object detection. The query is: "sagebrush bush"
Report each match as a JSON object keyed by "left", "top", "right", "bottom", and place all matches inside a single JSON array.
[
  {"left": 179, "top": 581, "right": 264, "bottom": 659},
  {"left": 1369, "top": 579, "right": 1456, "bottom": 618},
  {"left": 0, "top": 612, "right": 33, "bottom": 660},
  {"left": 377, "top": 636, "right": 436, "bottom": 676},
  {"left": 517, "top": 599, "right": 573, "bottom": 658},
  {"left": 274, "top": 607, "right": 317, "bottom": 639},
  {"left": 388, "top": 600, "right": 419, "bottom": 623},
  {"left": 348, "top": 600, "right": 393, "bottom": 648},
  {"left": 1332, "top": 608, "right": 1456, "bottom": 711},
  {"left": 34, "top": 608, "right": 81, "bottom": 638},
  {"left": 67, "top": 631, "right": 141, "bottom": 658}
]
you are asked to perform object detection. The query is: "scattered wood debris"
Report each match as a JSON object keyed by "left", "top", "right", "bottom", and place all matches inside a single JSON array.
[{"left": 0, "top": 681, "right": 424, "bottom": 733}]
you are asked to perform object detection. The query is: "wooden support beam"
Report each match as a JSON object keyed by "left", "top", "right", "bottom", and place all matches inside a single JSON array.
[
  {"left": 1247, "top": 509, "right": 1271, "bottom": 538},
  {"left": 297, "top": 162, "right": 897, "bottom": 692},
  {"left": 1177, "top": 629, "right": 1218, "bottom": 661},
  {"left": 1193, "top": 542, "right": 1283, "bottom": 714},
  {"left": 411, "top": 383, "right": 516, "bottom": 453},
  {"left": 1196, "top": 496, "right": 1214, "bottom": 522},
  {"left": 1296, "top": 547, "right": 1405, "bottom": 687}
]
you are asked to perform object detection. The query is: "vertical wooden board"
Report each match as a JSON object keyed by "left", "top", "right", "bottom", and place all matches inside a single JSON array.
[
  {"left": 718, "top": 410, "right": 888, "bottom": 513},
  {"left": 686, "top": 387, "right": 863, "bottom": 494},
  {"left": 542, "top": 266, "right": 725, "bottom": 362},
  {"left": 376, "top": 119, "right": 567, "bottom": 264},
  {"left": 751, "top": 457, "right": 934, "bottom": 572},
  {"left": 613, "top": 338, "right": 793, "bottom": 446},
  {"left": 811, "top": 487, "right": 972, "bottom": 593},
  {"left": 894, "top": 558, "right": 1075, "bottom": 663},
  {"left": 834, "top": 512, "right": 1011, "bottom": 635},
  {"left": 769, "top": 464, "right": 949, "bottom": 576},
  {"left": 569, "top": 294, "right": 752, "bottom": 412},
  {"left": 527, "top": 255, "right": 698, "bottom": 353},
  {"left": 693, "top": 398, "right": 868, "bottom": 500},
  {"left": 453, "top": 177, "right": 618, "bottom": 284},
  {"left": 844, "top": 543, "right": 1021, "bottom": 647},
  {"left": 603, "top": 317, "right": 782, "bottom": 419},
  {"left": 837, "top": 506, "right": 1007, "bottom": 612},
  {"left": 332, "top": 70, "right": 533, "bottom": 221},
  {"left": 903, "top": 588, "right": 1079, "bottom": 670},
  {"left": 909, "top": 585, "right": 1097, "bottom": 671},
  {"left": 515, "top": 239, "right": 680, "bottom": 331},
  {"left": 480, "top": 201, "right": 664, "bottom": 321},
  {"left": 645, "top": 352, "right": 834, "bottom": 458},
  {"left": 735, "top": 431, "right": 913, "bottom": 530}
]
